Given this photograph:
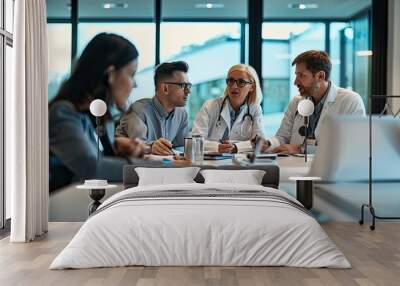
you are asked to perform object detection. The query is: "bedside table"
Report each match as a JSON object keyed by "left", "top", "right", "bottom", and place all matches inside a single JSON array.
[
  {"left": 77, "top": 181, "right": 117, "bottom": 215},
  {"left": 289, "top": 176, "right": 321, "bottom": 210}
]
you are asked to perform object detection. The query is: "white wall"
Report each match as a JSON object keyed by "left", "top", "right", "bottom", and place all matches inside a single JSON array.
[{"left": 387, "top": 0, "right": 400, "bottom": 110}]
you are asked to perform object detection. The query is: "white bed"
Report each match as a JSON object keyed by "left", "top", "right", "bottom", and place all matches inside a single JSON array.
[{"left": 50, "top": 183, "right": 350, "bottom": 269}]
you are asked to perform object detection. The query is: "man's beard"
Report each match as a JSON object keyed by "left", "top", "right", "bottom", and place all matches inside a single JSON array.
[{"left": 299, "top": 81, "right": 321, "bottom": 98}]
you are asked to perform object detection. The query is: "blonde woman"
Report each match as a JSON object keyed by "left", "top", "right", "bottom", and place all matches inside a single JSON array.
[{"left": 192, "top": 64, "right": 264, "bottom": 153}]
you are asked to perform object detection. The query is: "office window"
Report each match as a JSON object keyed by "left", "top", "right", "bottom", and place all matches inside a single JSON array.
[
  {"left": 78, "top": 23, "right": 156, "bottom": 105},
  {"left": 262, "top": 0, "right": 371, "bottom": 138},
  {"left": 48, "top": 24, "right": 72, "bottom": 101},
  {"left": 161, "top": 0, "right": 246, "bottom": 126},
  {"left": 46, "top": 0, "right": 71, "bottom": 19},
  {"left": 262, "top": 22, "right": 325, "bottom": 137},
  {"left": 352, "top": 14, "right": 371, "bottom": 107},
  {"left": 77, "top": 0, "right": 155, "bottom": 108},
  {"left": 330, "top": 22, "right": 351, "bottom": 89},
  {"left": 160, "top": 22, "right": 242, "bottom": 126},
  {"left": 47, "top": 0, "right": 71, "bottom": 101},
  {"left": 330, "top": 18, "right": 371, "bottom": 109}
]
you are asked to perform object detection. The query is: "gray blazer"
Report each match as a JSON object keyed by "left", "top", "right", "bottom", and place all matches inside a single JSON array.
[
  {"left": 269, "top": 82, "right": 366, "bottom": 149},
  {"left": 49, "top": 100, "right": 128, "bottom": 190}
]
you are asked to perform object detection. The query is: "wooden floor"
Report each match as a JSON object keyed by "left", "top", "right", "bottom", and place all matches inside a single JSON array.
[{"left": 0, "top": 222, "right": 399, "bottom": 286}]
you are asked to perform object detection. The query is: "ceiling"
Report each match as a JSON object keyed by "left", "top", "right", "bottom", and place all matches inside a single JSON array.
[
  {"left": 264, "top": 0, "right": 371, "bottom": 19},
  {"left": 46, "top": 0, "right": 371, "bottom": 20}
]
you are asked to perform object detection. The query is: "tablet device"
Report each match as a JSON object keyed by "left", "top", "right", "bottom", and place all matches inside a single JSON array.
[
  {"left": 257, "top": 153, "right": 278, "bottom": 159},
  {"left": 277, "top": 153, "right": 290, "bottom": 157}
]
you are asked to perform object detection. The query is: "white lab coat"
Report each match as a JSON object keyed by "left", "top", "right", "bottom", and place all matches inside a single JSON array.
[
  {"left": 268, "top": 82, "right": 366, "bottom": 150},
  {"left": 192, "top": 96, "right": 264, "bottom": 152}
]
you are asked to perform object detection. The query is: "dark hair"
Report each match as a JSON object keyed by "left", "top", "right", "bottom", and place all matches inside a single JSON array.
[
  {"left": 51, "top": 33, "right": 139, "bottom": 112},
  {"left": 154, "top": 61, "right": 189, "bottom": 88},
  {"left": 292, "top": 50, "right": 332, "bottom": 80}
]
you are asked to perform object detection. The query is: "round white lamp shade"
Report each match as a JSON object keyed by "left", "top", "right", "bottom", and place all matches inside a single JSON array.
[
  {"left": 297, "top": 98, "right": 314, "bottom": 116},
  {"left": 89, "top": 99, "right": 107, "bottom": 117}
]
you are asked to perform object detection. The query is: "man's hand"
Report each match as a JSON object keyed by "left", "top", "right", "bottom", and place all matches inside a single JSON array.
[
  {"left": 272, "top": 144, "right": 301, "bottom": 154},
  {"left": 114, "top": 137, "right": 145, "bottom": 158},
  {"left": 218, "top": 140, "right": 238, "bottom": 153},
  {"left": 151, "top": 138, "right": 174, "bottom": 155}
]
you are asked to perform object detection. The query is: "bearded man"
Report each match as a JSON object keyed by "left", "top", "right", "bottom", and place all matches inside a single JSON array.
[{"left": 263, "top": 50, "right": 365, "bottom": 154}]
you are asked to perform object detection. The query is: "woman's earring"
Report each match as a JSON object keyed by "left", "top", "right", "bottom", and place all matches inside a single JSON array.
[{"left": 108, "top": 73, "right": 115, "bottom": 85}]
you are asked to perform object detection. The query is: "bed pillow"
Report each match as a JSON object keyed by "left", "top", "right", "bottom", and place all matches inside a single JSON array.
[
  {"left": 200, "top": 169, "right": 266, "bottom": 185},
  {"left": 135, "top": 167, "right": 201, "bottom": 186}
]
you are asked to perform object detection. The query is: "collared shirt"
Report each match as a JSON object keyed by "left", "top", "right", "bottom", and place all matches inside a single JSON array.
[
  {"left": 308, "top": 82, "right": 331, "bottom": 138},
  {"left": 221, "top": 100, "right": 246, "bottom": 141},
  {"left": 115, "top": 96, "right": 188, "bottom": 147}
]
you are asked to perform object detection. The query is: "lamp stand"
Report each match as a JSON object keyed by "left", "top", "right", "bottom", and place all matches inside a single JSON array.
[
  {"left": 304, "top": 117, "right": 309, "bottom": 162},
  {"left": 96, "top": 116, "right": 100, "bottom": 163}
]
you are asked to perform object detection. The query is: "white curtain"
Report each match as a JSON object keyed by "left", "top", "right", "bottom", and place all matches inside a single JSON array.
[{"left": 8, "top": 0, "right": 49, "bottom": 242}]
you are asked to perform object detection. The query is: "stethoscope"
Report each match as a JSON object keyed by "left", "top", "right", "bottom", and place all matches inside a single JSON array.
[
  {"left": 215, "top": 96, "right": 253, "bottom": 140},
  {"left": 216, "top": 96, "right": 253, "bottom": 128}
]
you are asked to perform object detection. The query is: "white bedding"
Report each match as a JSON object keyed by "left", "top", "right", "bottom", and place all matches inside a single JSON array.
[{"left": 50, "top": 183, "right": 350, "bottom": 269}]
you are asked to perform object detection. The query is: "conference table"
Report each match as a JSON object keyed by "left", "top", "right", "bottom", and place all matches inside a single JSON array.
[{"left": 145, "top": 153, "right": 312, "bottom": 182}]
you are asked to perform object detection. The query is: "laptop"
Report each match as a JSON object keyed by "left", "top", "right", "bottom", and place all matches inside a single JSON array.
[{"left": 309, "top": 115, "right": 400, "bottom": 182}]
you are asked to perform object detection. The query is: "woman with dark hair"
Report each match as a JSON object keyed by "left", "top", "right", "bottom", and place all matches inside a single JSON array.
[{"left": 49, "top": 33, "right": 143, "bottom": 191}]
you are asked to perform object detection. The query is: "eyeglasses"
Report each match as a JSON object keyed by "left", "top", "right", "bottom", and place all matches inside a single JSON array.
[
  {"left": 163, "top": 82, "right": 192, "bottom": 90},
  {"left": 226, "top": 78, "right": 253, "bottom": 88}
]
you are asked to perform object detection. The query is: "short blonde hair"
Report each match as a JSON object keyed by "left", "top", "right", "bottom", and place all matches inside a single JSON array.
[{"left": 223, "top": 64, "right": 263, "bottom": 105}]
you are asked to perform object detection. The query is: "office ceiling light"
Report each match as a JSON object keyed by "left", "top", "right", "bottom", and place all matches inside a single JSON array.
[
  {"left": 103, "top": 3, "right": 129, "bottom": 9},
  {"left": 288, "top": 3, "right": 318, "bottom": 10},
  {"left": 195, "top": 3, "right": 224, "bottom": 9}
]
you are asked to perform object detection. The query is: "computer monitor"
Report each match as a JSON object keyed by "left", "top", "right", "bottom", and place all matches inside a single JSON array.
[{"left": 309, "top": 115, "right": 400, "bottom": 182}]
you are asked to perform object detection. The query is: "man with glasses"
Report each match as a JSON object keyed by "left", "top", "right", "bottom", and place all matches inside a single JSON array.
[{"left": 116, "top": 61, "right": 191, "bottom": 155}]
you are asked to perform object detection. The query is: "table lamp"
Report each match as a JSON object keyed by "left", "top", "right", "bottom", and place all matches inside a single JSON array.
[
  {"left": 90, "top": 99, "right": 107, "bottom": 162},
  {"left": 297, "top": 97, "right": 314, "bottom": 162},
  {"left": 80, "top": 99, "right": 109, "bottom": 215}
]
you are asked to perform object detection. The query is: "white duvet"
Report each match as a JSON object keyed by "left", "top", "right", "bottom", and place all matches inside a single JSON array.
[{"left": 50, "top": 183, "right": 350, "bottom": 269}]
